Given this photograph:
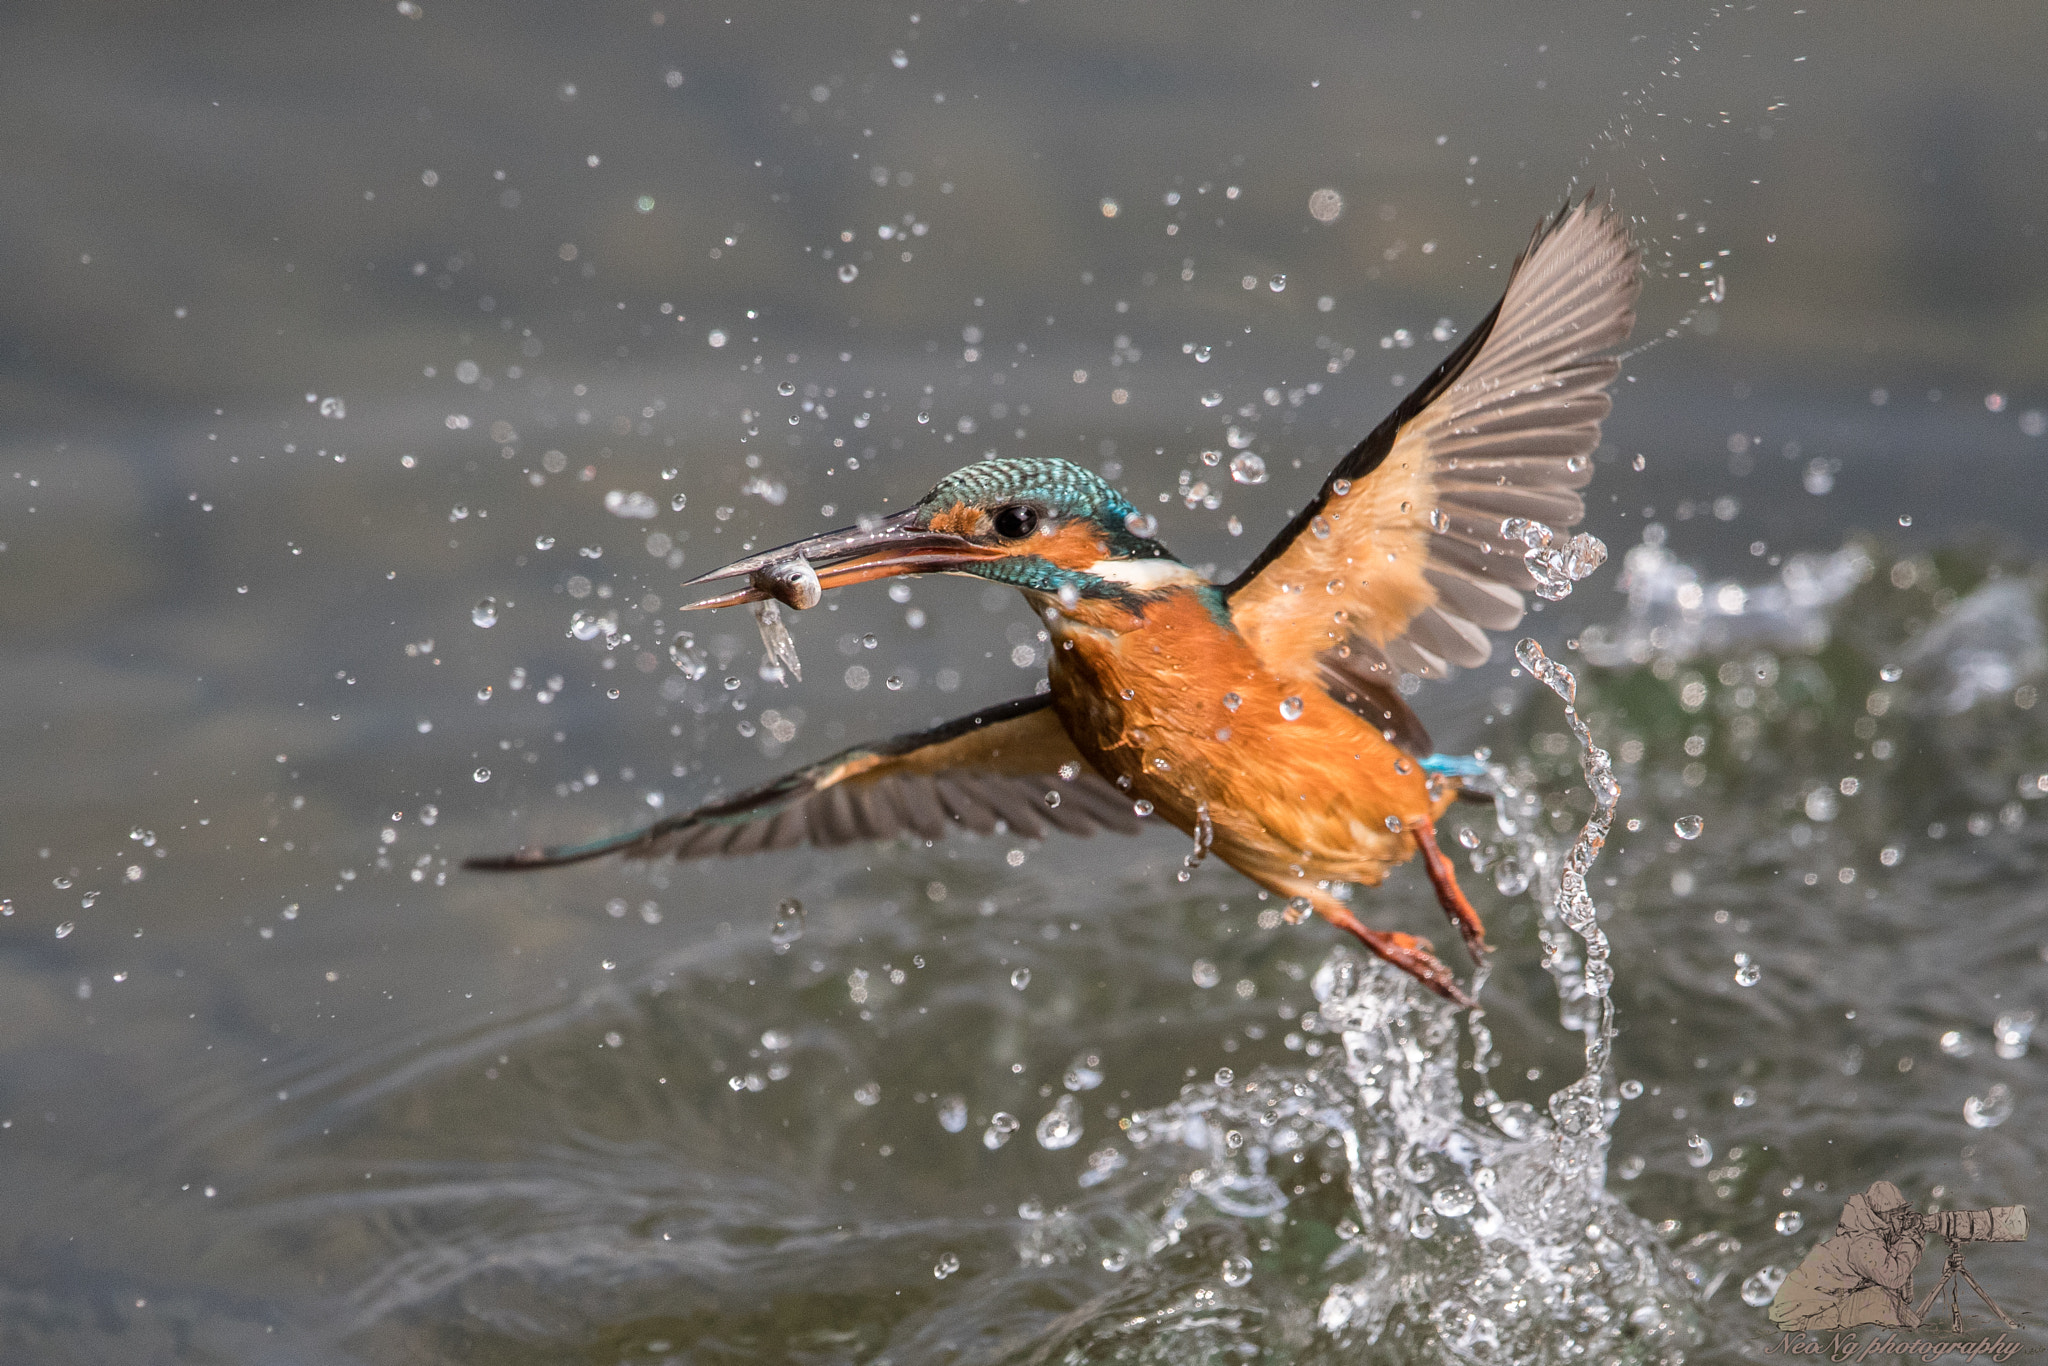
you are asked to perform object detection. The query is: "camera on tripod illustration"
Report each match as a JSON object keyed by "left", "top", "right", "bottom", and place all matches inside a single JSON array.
[{"left": 1900, "top": 1205, "right": 2029, "bottom": 1246}]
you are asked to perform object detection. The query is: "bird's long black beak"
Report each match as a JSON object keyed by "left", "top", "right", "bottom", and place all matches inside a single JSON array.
[{"left": 676, "top": 508, "right": 1000, "bottom": 611}]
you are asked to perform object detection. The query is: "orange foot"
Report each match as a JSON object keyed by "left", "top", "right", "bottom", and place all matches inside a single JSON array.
[
  {"left": 1314, "top": 897, "right": 1475, "bottom": 1009},
  {"left": 1411, "top": 816, "right": 1491, "bottom": 964}
]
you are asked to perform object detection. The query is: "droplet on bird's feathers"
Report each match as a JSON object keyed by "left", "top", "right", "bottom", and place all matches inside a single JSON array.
[
  {"left": 1674, "top": 814, "right": 1704, "bottom": 840},
  {"left": 1229, "top": 452, "right": 1268, "bottom": 485},
  {"left": 1124, "top": 511, "right": 1157, "bottom": 538},
  {"left": 471, "top": 597, "right": 498, "bottom": 627},
  {"left": 1310, "top": 516, "right": 1332, "bottom": 539},
  {"left": 1222, "top": 692, "right": 1242, "bottom": 712},
  {"left": 1132, "top": 799, "right": 1154, "bottom": 816},
  {"left": 1331, "top": 478, "right": 1351, "bottom": 496},
  {"left": 1283, "top": 896, "right": 1312, "bottom": 925},
  {"left": 1279, "top": 696, "right": 1304, "bottom": 720}
]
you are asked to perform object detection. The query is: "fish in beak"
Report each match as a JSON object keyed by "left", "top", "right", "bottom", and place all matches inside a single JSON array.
[{"left": 676, "top": 509, "right": 999, "bottom": 612}]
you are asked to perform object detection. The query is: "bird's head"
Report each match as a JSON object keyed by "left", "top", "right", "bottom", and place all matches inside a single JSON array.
[{"left": 680, "top": 457, "right": 1198, "bottom": 611}]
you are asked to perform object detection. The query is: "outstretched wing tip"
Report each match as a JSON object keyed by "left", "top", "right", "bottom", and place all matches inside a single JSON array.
[
  {"left": 462, "top": 694, "right": 1141, "bottom": 874},
  {"left": 1229, "top": 192, "right": 1641, "bottom": 701}
]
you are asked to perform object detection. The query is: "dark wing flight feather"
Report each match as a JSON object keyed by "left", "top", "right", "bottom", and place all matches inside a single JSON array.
[
  {"left": 464, "top": 695, "right": 1139, "bottom": 871},
  {"left": 1226, "top": 195, "right": 1640, "bottom": 710}
]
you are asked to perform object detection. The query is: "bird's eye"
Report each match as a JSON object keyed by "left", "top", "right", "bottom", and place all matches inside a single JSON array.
[{"left": 991, "top": 505, "right": 1040, "bottom": 540}]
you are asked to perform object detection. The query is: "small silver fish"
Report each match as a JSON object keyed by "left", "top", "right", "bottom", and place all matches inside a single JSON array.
[
  {"left": 752, "top": 557, "right": 822, "bottom": 611},
  {"left": 752, "top": 600, "right": 802, "bottom": 684}
]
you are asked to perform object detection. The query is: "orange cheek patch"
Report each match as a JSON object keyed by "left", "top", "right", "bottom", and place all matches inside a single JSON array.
[
  {"left": 928, "top": 504, "right": 986, "bottom": 537},
  {"left": 1031, "top": 522, "right": 1108, "bottom": 569}
]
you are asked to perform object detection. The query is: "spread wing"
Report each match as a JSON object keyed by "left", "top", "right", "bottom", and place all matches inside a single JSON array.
[
  {"left": 1225, "top": 196, "right": 1640, "bottom": 710},
  {"left": 464, "top": 695, "right": 1140, "bottom": 870}
]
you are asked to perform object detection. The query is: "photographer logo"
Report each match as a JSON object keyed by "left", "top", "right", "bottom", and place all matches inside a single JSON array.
[{"left": 1769, "top": 1180, "right": 2028, "bottom": 1335}]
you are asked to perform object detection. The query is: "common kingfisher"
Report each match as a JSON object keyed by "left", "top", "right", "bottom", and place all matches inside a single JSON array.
[{"left": 470, "top": 197, "right": 1640, "bottom": 1005}]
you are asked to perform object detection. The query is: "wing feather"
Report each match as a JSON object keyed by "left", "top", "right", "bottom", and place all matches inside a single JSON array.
[
  {"left": 465, "top": 695, "right": 1136, "bottom": 870},
  {"left": 1226, "top": 195, "right": 1639, "bottom": 690}
]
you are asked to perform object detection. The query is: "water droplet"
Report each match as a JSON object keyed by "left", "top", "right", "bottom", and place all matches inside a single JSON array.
[
  {"left": 761, "top": 1028, "right": 792, "bottom": 1051},
  {"left": 1222, "top": 691, "right": 1242, "bottom": 712},
  {"left": 1774, "top": 1210, "right": 1804, "bottom": 1235},
  {"left": 1674, "top": 814, "right": 1704, "bottom": 840},
  {"left": 1191, "top": 959, "right": 1220, "bottom": 988},
  {"left": 837, "top": 263, "right": 859, "bottom": 283},
  {"left": 937, "top": 1094, "right": 968, "bottom": 1132},
  {"left": 534, "top": 534, "right": 555, "bottom": 550},
  {"left": 1042, "top": 790, "right": 1061, "bottom": 808},
  {"left": 1283, "top": 896, "right": 1312, "bottom": 925},
  {"left": 1732, "top": 1085, "right": 1758, "bottom": 1108},
  {"left": 1228, "top": 452, "right": 1268, "bottom": 485},
  {"left": 473, "top": 767, "right": 491, "bottom": 782},
  {"left": 1268, "top": 274, "right": 1286, "bottom": 293},
  {"left": 1124, "top": 511, "right": 1157, "bottom": 538},
  {"left": 1194, "top": 344, "right": 1212, "bottom": 363},
  {"left": 1132, "top": 799, "right": 1154, "bottom": 817},
  {"left": 1993, "top": 1009, "right": 2035, "bottom": 1058},
  {"left": 668, "top": 633, "right": 707, "bottom": 679},
  {"left": 854, "top": 1081, "right": 881, "bottom": 1106},
  {"left": 1619, "top": 1079, "right": 1644, "bottom": 1099},
  {"left": 1200, "top": 392, "right": 1223, "bottom": 408},
  {"left": 471, "top": 597, "right": 498, "bottom": 628},
  {"left": 1880, "top": 665, "right": 1903, "bottom": 682},
  {"left": 1278, "top": 696, "right": 1304, "bottom": 720},
  {"left": 1221, "top": 1254, "right": 1254, "bottom": 1286},
  {"left": 1063, "top": 1053, "right": 1104, "bottom": 1091},
  {"left": 54, "top": 921, "right": 74, "bottom": 939},
  {"left": 1036, "top": 1093, "right": 1082, "bottom": 1149},
  {"left": 982, "top": 1111, "right": 1020, "bottom": 1149},
  {"left": 1431, "top": 1183, "right": 1477, "bottom": 1218},
  {"left": 1734, "top": 959, "right": 1761, "bottom": 987},
  {"left": 1330, "top": 478, "right": 1352, "bottom": 496},
  {"left": 770, "top": 898, "right": 805, "bottom": 952},
  {"left": 1685, "top": 1134, "right": 1713, "bottom": 1168},
  {"left": 1939, "top": 1029, "right": 1975, "bottom": 1058},
  {"left": 1964, "top": 1083, "right": 2013, "bottom": 1128},
  {"left": 1010, "top": 967, "right": 1031, "bottom": 990},
  {"left": 1741, "top": 1266, "right": 1788, "bottom": 1307},
  {"left": 933, "top": 1252, "right": 960, "bottom": 1279}
]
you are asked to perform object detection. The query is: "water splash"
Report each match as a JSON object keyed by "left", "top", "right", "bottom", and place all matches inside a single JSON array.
[
  {"left": 1500, "top": 517, "right": 1607, "bottom": 601},
  {"left": 1085, "top": 638, "right": 1696, "bottom": 1362},
  {"left": 1578, "top": 531, "right": 1872, "bottom": 668}
]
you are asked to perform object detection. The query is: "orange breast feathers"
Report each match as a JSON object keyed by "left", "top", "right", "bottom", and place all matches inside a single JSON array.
[
  {"left": 1228, "top": 435, "right": 1438, "bottom": 690},
  {"left": 1048, "top": 591, "right": 1439, "bottom": 880}
]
